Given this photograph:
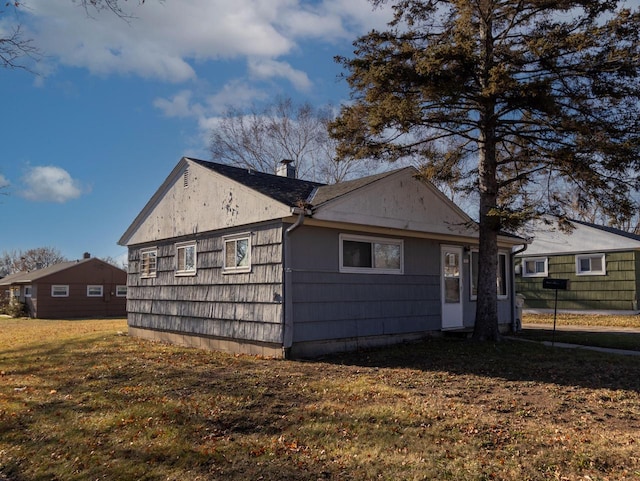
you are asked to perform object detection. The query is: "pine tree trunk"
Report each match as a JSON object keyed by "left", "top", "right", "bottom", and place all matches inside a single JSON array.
[{"left": 473, "top": 2, "right": 500, "bottom": 341}]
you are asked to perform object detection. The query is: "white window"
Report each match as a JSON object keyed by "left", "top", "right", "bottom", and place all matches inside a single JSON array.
[
  {"left": 339, "top": 234, "right": 403, "bottom": 274},
  {"left": 223, "top": 234, "right": 251, "bottom": 273},
  {"left": 522, "top": 257, "right": 548, "bottom": 277},
  {"left": 87, "top": 285, "right": 103, "bottom": 297},
  {"left": 176, "top": 241, "right": 197, "bottom": 275},
  {"left": 576, "top": 253, "right": 606, "bottom": 276},
  {"left": 24, "top": 285, "right": 32, "bottom": 297},
  {"left": 140, "top": 248, "right": 157, "bottom": 278},
  {"left": 51, "top": 285, "right": 69, "bottom": 297},
  {"left": 116, "top": 285, "right": 127, "bottom": 297},
  {"left": 470, "top": 251, "right": 509, "bottom": 300}
]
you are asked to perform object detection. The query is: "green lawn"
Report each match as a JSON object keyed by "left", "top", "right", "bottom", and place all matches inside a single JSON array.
[{"left": 1, "top": 318, "right": 639, "bottom": 481}]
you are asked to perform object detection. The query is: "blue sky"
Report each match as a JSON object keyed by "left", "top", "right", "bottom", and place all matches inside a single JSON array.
[{"left": 0, "top": 0, "right": 393, "bottom": 265}]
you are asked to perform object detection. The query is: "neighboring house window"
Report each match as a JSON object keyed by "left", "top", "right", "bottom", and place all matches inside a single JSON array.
[
  {"left": 522, "top": 257, "right": 548, "bottom": 277},
  {"left": 116, "top": 285, "right": 127, "bottom": 297},
  {"left": 576, "top": 253, "right": 606, "bottom": 276},
  {"left": 176, "top": 241, "right": 197, "bottom": 275},
  {"left": 24, "top": 286, "right": 32, "bottom": 297},
  {"left": 140, "top": 248, "right": 157, "bottom": 278},
  {"left": 87, "top": 285, "right": 103, "bottom": 297},
  {"left": 223, "top": 234, "right": 251, "bottom": 273},
  {"left": 470, "top": 251, "right": 509, "bottom": 300},
  {"left": 339, "top": 234, "right": 403, "bottom": 274},
  {"left": 11, "top": 287, "right": 20, "bottom": 298},
  {"left": 51, "top": 285, "right": 69, "bottom": 297}
]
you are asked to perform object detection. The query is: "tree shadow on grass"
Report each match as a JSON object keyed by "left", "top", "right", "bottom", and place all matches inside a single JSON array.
[{"left": 324, "top": 336, "right": 640, "bottom": 393}]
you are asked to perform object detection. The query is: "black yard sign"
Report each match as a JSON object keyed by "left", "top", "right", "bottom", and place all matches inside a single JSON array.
[
  {"left": 542, "top": 278, "right": 569, "bottom": 290},
  {"left": 542, "top": 278, "right": 569, "bottom": 345}
]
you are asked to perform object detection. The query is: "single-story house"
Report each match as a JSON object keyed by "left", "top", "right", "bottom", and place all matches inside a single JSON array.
[
  {"left": 515, "top": 218, "right": 640, "bottom": 312},
  {"left": 0, "top": 254, "right": 128, "bottom": 319},
  {"left": 118, "top": 157, "right": 523, "bottom": 358}
]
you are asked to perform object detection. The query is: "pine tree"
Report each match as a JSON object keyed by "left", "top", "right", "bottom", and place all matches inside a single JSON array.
[{"left": 330, "top": 0, "right": 640, "bottom": 340}]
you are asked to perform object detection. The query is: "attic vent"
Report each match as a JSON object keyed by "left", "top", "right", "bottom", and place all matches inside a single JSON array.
[{"left": 183, "top": 169, "right": 189, "bottom": 188}]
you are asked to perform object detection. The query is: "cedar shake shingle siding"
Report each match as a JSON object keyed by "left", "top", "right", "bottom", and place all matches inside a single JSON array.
[
  {"left": 515, "top": 218, "right": 640, "bottom": 312},
  {"left": 120, "top": 157, "right": 523, "bottom": 358}
]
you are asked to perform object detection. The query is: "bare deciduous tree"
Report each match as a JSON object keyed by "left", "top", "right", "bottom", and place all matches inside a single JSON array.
[
  {"left": 0, "top": 247, "right": 67, "bottom": 276},
  {"left": 210, "top": 97, "right": 372, "bottom": 184}
]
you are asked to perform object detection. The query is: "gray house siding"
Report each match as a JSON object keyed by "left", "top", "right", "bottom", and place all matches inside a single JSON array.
[
  {"left": 127, "top": 223, "right": 285, "bottom": 355},
  {"left": 286, "top": 227, "right": 442, "bottom": 355}
]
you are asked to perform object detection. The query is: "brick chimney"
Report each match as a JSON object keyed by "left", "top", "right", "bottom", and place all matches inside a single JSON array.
[{"left": 277, "top": 159, "right": 296, "bottom": 179}]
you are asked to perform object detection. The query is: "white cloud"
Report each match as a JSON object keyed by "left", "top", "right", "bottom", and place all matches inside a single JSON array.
[
  {"left": 20, "top": 166, "right": 84, "bottom": 203},
  {"left": 153, "top": 90, "right": 204, "bottom": 118},
  {"left": 0, "top": 174, "right": 9, "bottom": 189},
  {"left": 205, "top": 80, "right": 268, "bottom": 114},
  {"left": 18, "top": 0, "right": 392, "bottom": 83},
  {"left": 248, "top": 58, "right": 312, "bottom": 91},
  {"left": 22, "top": 0, "right": 298, "bottom": 82}
]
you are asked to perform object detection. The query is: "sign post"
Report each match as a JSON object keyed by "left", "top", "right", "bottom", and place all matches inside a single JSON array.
[{"left": 542, "top": 278, "right": 569, "bottom": 345}]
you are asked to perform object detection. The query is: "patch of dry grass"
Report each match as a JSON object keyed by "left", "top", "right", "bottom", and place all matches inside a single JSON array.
[
  {"left": 1, "top": 318, "right": 639, "bottom": 480},
  {"left": 524, "top": 312, "right": 640, "bottom": 328}
]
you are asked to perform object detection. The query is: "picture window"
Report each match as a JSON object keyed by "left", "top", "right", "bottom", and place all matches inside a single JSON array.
[{"left": 340, "top": 234, "right": 403, "bottom": 274}]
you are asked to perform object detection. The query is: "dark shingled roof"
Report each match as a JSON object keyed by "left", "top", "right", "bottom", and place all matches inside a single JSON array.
[
  {"left": 189, "top": 158, "right": 324, "bottom": 207},
  {"left": 0, "top": 259, "right": 92, "bottom": 285},
  {"left": 570, "top": 218, "right": 640, "bottom": 242}
]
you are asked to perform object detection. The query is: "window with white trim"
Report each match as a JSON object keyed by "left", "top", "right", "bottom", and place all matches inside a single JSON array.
[
  {"left": 24, "top": 285, "right": 32, "bottom": 297},
  {"left": 340, "top": 234, "right": 403, "bottom": 274},
  {"left": 87, "top": 285, "right": 103, "bottom": 297},
  {"left": 140, "top": 248, "right": 157, "bottom": 278},
  {"left": 223, "top": 234, "right": 251, "bottom": 273},
  {"left": 116, "top": 285, "right": 127, "bottom": 297},
  {"left": 51, "top": 285, "right": 69, "bottom": 297},
  {"left": 176, "top": 241, "right": 197, "bottom": 275},
  {"left": 470, "top": 251, "right": 509, "bottom": 299},
  {"left": 522, "top": 257, "right": 548, "bottom": 277},
  {"left": 576, "top": 253, "right": 606, "bottom": 275}
]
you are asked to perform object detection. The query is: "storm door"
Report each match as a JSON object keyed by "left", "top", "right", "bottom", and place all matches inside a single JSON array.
[{"left": 441, "top": 246, "right": 464, "bottom": 330}]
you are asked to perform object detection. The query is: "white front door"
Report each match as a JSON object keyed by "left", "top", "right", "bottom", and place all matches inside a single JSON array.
[{"left": 441, "top": 246, "right": 464, "bottom": 330}]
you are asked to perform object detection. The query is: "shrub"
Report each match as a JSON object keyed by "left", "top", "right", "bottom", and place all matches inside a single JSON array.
[{"left": 5, "top": 298, "right": 28, "bottom": 318}]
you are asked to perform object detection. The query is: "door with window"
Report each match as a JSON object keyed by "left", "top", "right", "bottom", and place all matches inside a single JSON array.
[{"left": 441, "top": 246, "right": 464, "bottom": 330}]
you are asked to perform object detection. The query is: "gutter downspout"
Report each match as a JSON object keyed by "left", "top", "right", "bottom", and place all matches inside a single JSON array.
[
  {"left": 510, "top": 243, "right": 528, "bottom": 332},
  {"left": 282, "top": 206, "right": 308, "bottom": 359}
]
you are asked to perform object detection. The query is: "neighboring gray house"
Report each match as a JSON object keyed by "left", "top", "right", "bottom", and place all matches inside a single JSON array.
[
  {"left": 119, "top": 157, "right": 523, "bottom": 358},
  {"left": 516, "top": 218, "right": 640, "bottom": 312}
]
